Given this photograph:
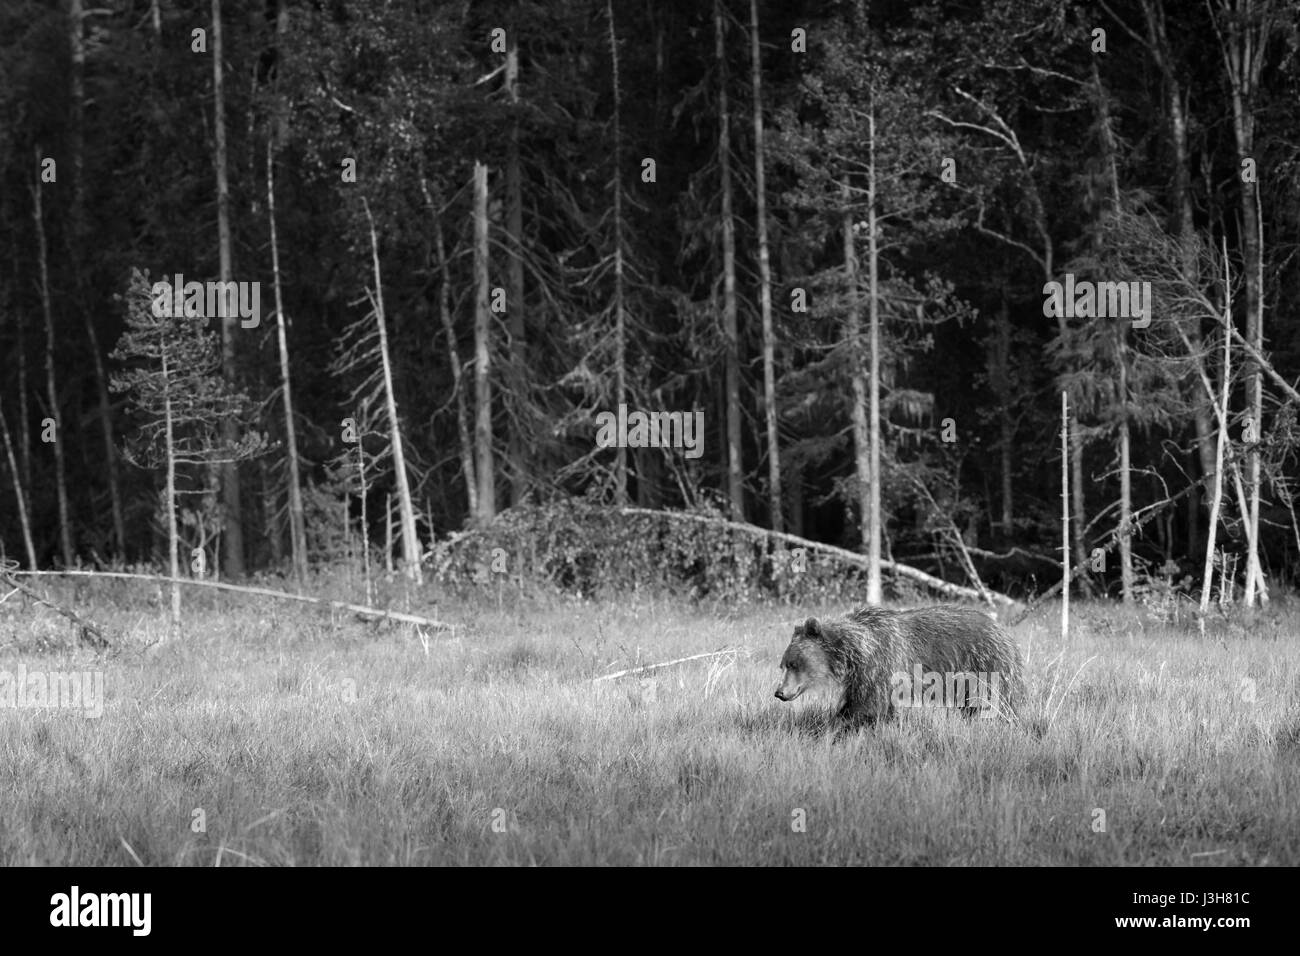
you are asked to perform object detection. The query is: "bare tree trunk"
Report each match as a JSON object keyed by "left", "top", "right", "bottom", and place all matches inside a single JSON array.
[
  {"left": 1236, "top": 118, "right": 1265, "bottom": 608},
  {"left": 1178, "top": 242, "right": 1275, "bottom": 615},
  {"left": 1214, "top": 0, "right": 1271, "bottom": 605},
  {"left": 0, "top": 401, "right": 37, "bottom": 570},
  {"left": 1201, "top": 242, "right": 1233, "bottom": 617},
  {"left": 750, "top": 0, "right": 781, "bottom": 533},
  {"left": 505, "top": 30, "right": 528, "bottom": 507},
  {"left": 715, "top": 0, "right": 743, "bottom": 519},
  {"left": 358, "top": 440, "right": 371, "bottom": 605},
  {"left": 865, "top": 105, "right": 883, "bottom": 605},
  {"left": 608, "top": 0, "right": 629, "bottom": 505},
  {"left": 385, "top": 492, "right": 394, "bottom": 575},
  {"left": 427, "top": 199, "right": 477, "bottom": 517},
  {"left": 1091, "top": 61, "right": 1133, "bottom": 601},
  {"left": 1248, "top": 186, "right": 1268, "bottom": 604},
  {"left": 212, "top": 0, "right": 245, "bottom": 577},
  {"left": 361, "top": 198, "right": 422, "bottom": 583},
  {"left": 67, "top": 0, "right": 84, "bottom": 246},
  {"left": 472, "top": 161, "right": 497, "bottom": 525},
  {"left": 993, "top": 292, "right": 1014, "bottom": 531},
  {"left": 13, "top": 260, "right": 31, "bottom": 496},
  {"left": 266, "top": 137, "right": 308, "bottom": 584},
  {"left": 162, "top": 346, "right": 181, "bottom": 629},
  {"left": 260, "top": 457, "right": 282, "bottom": 566},
  {"left": 1118, "top": 331, "right": 1134, "bottom": 600},
  {"left": 1061, "top": 392, "right": 1070, "bottom": 639},
  {"left": 1069, "top": 410, "right": 1088, "bottom": 586},
  {"left": 842, "top": 182, "right": 871, "bottom": 582},
  {"left": 788, "top": 462, "right": 803, "bottom": 538},
  {"left": 32, "top": 163, "right": 74, "bottom": 566}
]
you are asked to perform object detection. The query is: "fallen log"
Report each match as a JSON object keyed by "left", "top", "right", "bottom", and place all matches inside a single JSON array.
[
  {"left": 4, "top": 569, "right": 453, "bottom": 632},
  {"left": 617, "top": 508, "right": 1023, "bottom": 611},
  {"left": 0, "top": 567, "right": 113, "bottom": 647}
]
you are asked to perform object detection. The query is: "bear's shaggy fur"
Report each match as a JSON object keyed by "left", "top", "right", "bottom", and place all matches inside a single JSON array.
[{"left": 775, "top": 604, "right": 1024, "bottom": 725}]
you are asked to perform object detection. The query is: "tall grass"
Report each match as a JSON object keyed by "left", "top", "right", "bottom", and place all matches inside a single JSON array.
[{"left": 0, "top": 584, "right": 1296, "bottom": 865}]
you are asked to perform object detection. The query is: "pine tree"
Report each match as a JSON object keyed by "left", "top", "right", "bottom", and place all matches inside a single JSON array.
[{"left": 110, "top": 269, "right": 265, "bottom": 628}]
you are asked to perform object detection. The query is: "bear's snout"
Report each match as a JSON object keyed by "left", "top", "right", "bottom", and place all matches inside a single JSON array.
[{"left": 774, "top": 680, "right": 802, "bottom": 702}]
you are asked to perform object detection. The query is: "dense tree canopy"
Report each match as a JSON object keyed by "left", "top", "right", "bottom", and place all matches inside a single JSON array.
[{"left": 1, "top": 0, "right": 1297, "bottom": 601}]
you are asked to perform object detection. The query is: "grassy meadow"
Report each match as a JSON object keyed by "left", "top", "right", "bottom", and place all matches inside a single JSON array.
[{"left": 1, "top": 579, "right": 1298, "bottom": 865}]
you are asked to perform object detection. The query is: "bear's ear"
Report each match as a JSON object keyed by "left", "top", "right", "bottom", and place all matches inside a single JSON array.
[{"left": 803, "top": 617, "right": 820, "bottom": 637}]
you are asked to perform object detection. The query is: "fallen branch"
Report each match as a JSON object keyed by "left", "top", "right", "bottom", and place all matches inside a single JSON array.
[
  {"left": 909, "top": 546, "right": 1060, "bottom": 566},
  {"left": 0, "top": 567, "right": 113, "bottom": 647},
  {"left": 617, "top": 508, "right": 1023, "bottom": 611},
  {"left": 1222, "top": 320, "right": 1300, "bottom": 405},
  {"left": 592, "top": 647, "right": 741, "bottom": 682},
  {"left": 5, "top": 570, "right": 453, "bottom": 632}
]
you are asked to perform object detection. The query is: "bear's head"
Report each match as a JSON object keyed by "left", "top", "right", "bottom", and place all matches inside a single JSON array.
[{"left": 775, "top": 617, "right": 831, "bottom": 702}]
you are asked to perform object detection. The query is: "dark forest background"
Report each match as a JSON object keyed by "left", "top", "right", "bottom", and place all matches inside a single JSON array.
[{"left": 1, "top": 0, "right": 1297, "bottom": 605}]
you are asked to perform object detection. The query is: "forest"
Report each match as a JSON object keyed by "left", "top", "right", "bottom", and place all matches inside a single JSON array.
[
  {"left": 3, "top": 0, "right": 1300, "bottom": 873},
  {"left": 1, "top": 0, "right": 1298, "bottom": 607}
]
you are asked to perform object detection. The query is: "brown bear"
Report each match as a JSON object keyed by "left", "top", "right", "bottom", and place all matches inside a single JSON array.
[{"left": 775, "top": 604, "right": 1024, "bottom": 725}]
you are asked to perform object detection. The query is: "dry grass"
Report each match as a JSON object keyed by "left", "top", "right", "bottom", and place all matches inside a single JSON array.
[{"left": 0, "top": 583, "right": 1297, "bottom": 865}]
